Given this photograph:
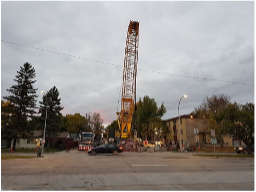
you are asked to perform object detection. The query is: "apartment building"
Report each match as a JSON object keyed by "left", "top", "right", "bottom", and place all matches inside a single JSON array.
[{"left": 163, "top": 115, "right": 234, "bottom": 148}]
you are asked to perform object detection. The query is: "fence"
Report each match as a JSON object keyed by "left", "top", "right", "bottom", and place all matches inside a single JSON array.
[
  {"left": 66, "top": 140, "right": 78, "bottom": 151},
  {"left": 119, "top": 140, "right": 139, "bottom": 152}
]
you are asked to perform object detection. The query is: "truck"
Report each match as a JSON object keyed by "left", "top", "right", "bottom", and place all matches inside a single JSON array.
[{"left": 78, "top": 132, "right": 94, "bottom": 151}]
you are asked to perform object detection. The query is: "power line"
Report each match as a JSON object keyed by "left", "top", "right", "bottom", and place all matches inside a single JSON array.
[{"left": 2, "top": 39, "right": 254, "bottom": 86}]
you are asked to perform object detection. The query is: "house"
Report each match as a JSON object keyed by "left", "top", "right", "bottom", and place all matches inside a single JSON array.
[
  {"left": 163, "top": 115, "right": 236, "bottom": 148},
  {"left": 15, "top": 130, "right": 43, "bottom": 149},
  {"left": 15, "top": 131, "right": 70, "bottom": 149}
]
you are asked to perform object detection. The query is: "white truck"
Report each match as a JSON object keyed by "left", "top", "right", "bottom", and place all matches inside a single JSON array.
[{"left": 78, "top": 132, "right": 94, "bottom": 151}]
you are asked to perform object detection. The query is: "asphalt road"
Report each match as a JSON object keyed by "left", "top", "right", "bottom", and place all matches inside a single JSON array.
[{"left": 1, "top": 150, "right": 254, "bottom": 190}]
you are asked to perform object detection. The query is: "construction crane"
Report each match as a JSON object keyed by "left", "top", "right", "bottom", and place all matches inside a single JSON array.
[{"left": 116, "top": 20, "right": 139, "bottom": 139}]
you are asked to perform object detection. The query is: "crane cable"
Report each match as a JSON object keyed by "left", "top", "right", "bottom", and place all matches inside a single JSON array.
[{"left": 1, "top": 39, "right": 254, "bottom": 86}]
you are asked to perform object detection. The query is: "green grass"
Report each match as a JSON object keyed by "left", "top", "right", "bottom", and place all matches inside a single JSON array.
[
  {"left": 193, "top": 154, "right": 254, "bottom": 158},
  {"left": 1, "top": 148, "right": 60, "bottom": 153},
  {"left": 1, "top": 147, "right": 59, "bottom": 160}
]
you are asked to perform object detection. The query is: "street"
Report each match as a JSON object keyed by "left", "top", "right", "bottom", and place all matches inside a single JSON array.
[{"left": 1, "top": 150, "right": 254, "bottom": 190}]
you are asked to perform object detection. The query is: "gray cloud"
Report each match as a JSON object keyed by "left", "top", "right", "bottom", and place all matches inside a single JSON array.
[{"left": 1, "top": 1, "right": 254, "bottom": 125}]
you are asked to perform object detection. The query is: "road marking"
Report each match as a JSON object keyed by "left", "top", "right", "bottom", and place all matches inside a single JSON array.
[{"left": 131, "top": 164, "right": 167, "bottom": 167}]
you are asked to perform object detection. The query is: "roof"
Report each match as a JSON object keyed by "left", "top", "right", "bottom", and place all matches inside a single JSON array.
[
  {"left": 33, "top": 130, "right": 43, "bottom": 137},
  {"left": 14, "top": 131, "right": 71, "bottom": 139},
  {"left": 56, "top": 132, "right": 70, "bottom": 138},
  {"left": 31, "top": 130, "right": 70, "bottom": 138},
  {"left": 163, "top": 115, "right": 191, "bottom": 122}
]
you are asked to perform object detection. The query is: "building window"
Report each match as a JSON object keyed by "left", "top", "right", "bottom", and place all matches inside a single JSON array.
[
  {"left": 180, "top": 118, "right": 182, "bottom": 124},
  {"left": 30, "top": 138, "right": 36, "bottom": 144},
  {"left": 181, "top": 129, "right": 183, "bottom": 135},
  {"left": 27, "top": 138, "right": 30, "bottom": 144},
  {"left": 173, "top": 120, "right": 176, "bottom": 125}
]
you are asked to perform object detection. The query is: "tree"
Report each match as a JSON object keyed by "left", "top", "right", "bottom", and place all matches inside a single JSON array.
[
  {"left": 66, "top": 113, "right": 89, "bottom": 133},
  {"left": 192, "top": 94, "right": 230, "bottom": 118},
  {"left": 191, "top": 94, "right": 231, "bottom": 142},
  {"left": 91, "top": 112, "right": 104, "bottom": 137},
  {"left": 136, "top": 95, "right": 166, "bottom": 140},
  {"left": 214, "top": 102, "right": 254, "bottom": 154},
  {"left": 105, "top": 120, "right": 119, "bottom": 131},
  {"left": 1, "top": 100, "right": 15, "bottom": 138},
  {"left": 39, "top": 86, "right": 63, "bottom": 149},
  {"left": 28, "top": 116, "right": 42, "bottom": 131},
  {"left": 60, "top": 115, "right": 69, "bottom": 132},
  {"left": 3, "top": 62, "right": 38, "bottom": 150}
]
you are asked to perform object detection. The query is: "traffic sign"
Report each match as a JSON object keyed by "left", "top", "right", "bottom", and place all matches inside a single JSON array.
[
  {"left": 211, "top": 129, "right": 215, "bottom": 136},
  {"left": 211, "top": 138, "right": 217, "bottom": 144}
]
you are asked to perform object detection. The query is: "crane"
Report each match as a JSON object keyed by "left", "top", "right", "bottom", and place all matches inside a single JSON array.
[{"left": 116, "top": 20, "right": 139, "bottom": 139}]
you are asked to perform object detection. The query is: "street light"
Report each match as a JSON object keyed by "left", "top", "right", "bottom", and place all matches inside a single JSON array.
[
  {"left": 178, "top": 94, "right": 187, "bottom": 151},
  {"left": 41, "top": 91, "right": 47, "bottom": 155}
]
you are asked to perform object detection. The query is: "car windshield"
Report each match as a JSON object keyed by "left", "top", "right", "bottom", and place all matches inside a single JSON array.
[{"left": 82, "top": 133, "right": 93, "bottom": 139}]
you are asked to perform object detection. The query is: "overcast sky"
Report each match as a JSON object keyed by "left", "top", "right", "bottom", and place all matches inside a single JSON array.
[{"left": 1, "top": 1, "right": 254, "bottom": 126}]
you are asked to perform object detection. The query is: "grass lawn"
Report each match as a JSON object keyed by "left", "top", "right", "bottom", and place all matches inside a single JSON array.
[
  {"left": 1, "top": 148, "right": 60, "bottom": 153},
  {"left": 1, "top": 148, "right": 58, "bottom": 160}
]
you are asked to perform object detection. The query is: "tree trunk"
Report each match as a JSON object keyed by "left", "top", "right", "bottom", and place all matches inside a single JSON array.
[
  {"left": 166, "top": 139, "right": 170, "bottom": 150},
  {"left": 12, "top": 138, "right": 16, "bottom": 150}
]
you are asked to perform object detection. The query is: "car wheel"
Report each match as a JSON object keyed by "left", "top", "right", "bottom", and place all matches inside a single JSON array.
[{"left": 112, "top": 150, "right": 118, "bottom": 155}]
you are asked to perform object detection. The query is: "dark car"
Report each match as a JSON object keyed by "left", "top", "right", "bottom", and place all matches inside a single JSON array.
[
  {"left": 234, "top": 145, "right": 254, "bottom": 154},
  {"left": 88, "top": 144, "right": 123, "bottom": 155}
]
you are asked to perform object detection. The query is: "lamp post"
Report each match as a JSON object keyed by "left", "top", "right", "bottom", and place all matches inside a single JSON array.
[
  {"left": 178, "top": 94, "right": 187, "bottom": 151},
  {"left": 41, "top": 91, "right": 47, "bottom": 155}
]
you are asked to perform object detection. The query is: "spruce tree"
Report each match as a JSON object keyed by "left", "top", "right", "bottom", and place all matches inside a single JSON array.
[
  {"left": 3, "top": 62, "right": 38, "bottom": 150},
  {"left": 39, "top": 86, "right": 63, "bottom": 149}
]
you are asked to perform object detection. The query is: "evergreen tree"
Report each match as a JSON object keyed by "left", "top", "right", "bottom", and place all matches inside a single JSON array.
[
  {"left": 3, "top": 62, "right": 38, "bottom": 150},
  {"left": 39, "top": 86, "right": 63, "bottom": 149}
]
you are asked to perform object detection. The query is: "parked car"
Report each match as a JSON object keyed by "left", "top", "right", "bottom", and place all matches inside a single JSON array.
[
  {"left": 234, "top": 145, "right": 254, "bottom": 154},
  {"left": 88, "top": 144, "right": 123, "bottom": 155}
]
